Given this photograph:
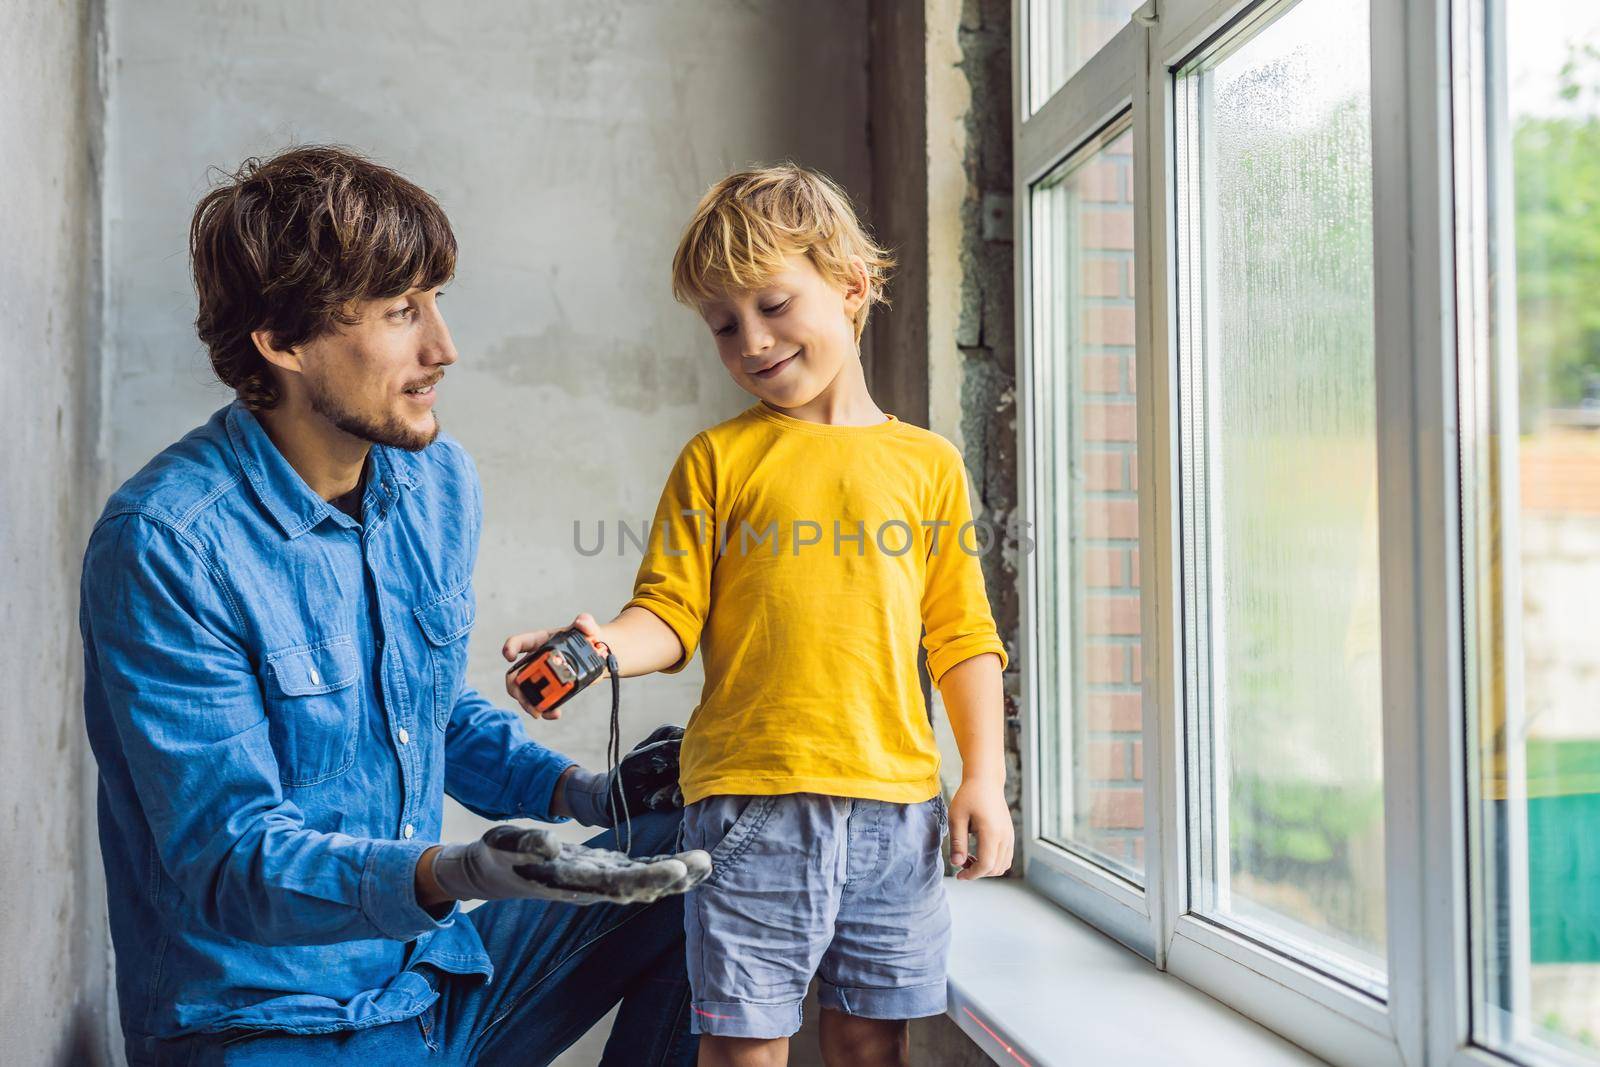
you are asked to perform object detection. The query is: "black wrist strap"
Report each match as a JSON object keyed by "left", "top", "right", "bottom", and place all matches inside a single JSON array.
[{"left": 604, "top": 653, "right": 631, "bottom": 854}]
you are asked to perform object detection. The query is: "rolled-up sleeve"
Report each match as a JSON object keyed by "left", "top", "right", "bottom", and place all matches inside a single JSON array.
[
  {"left": 921, "top": 453, "right": 1009, "bottom": 686},
  {"left": 82, "top": 514, "right": 452, "bottom": 946},
  {"left": 624, "top": 433, "right": 717, "bottom": 673}
]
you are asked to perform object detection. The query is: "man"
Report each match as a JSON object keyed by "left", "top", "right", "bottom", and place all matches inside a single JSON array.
[{"left": 80, "top": 145, "right": 708, "bottom": 1065}]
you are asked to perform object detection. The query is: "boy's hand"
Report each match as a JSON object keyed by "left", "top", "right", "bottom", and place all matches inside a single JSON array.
[
  {"left": 501, "top": 613, "right": 609, "bottom": 720},
  {"left": 947, "top": 777, "right": 1014, "bottom": 880}
]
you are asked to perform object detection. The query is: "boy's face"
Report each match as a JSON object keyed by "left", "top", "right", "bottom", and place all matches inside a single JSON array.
[{"left": 696, "top": 253, "right": 867, "bottom": 409}]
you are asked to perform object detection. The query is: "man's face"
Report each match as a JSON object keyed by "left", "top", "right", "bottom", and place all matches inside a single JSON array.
[
  {"left": 696, "top": 253, "right": 865, "bottom": 410},
  {"left": 296, "top": 286, "right": 457, "bottom": 451}
]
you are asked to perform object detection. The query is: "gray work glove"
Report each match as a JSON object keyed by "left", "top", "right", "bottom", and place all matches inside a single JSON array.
[
  {"left": 564, "top": 724, "right": 686, "bottom": 828},
  {"left": 431, "top": 825, "right": 710, "bottom": 906}
]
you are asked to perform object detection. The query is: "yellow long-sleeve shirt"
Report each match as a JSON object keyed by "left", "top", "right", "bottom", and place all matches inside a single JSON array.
[{"left": 625, "top": 403, "right": 1007, "bottom": 805}]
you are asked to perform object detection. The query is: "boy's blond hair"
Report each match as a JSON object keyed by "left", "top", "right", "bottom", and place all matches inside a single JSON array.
[{"left": 671, "top": 163, "right": 895, "bottom": 342}]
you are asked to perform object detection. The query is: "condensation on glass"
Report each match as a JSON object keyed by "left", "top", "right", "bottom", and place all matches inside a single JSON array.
[
  {"left": 1173, "top": 0, "right": 1386, "bottom": 990},
  {"left": 1465, "top": 0, "right": 1600, "bottom": 1058},
  {"left": 1029, "top": 0, "right": 1144, "bottom": 113},
  {"left": 1032, "top": 116, "right": 1144, "bottom": 883}
]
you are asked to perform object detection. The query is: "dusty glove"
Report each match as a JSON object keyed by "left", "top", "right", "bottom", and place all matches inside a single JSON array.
[
  {"left": 563, "top": 724, "right": 686, "bottom": 829},
  {"left": 430, "top": 824, "right": 710, "bottom": 905}
]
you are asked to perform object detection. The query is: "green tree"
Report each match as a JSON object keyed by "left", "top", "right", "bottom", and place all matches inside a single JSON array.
[{"left": 1513, "top": 43, "right": 1600, "bottom": 414}]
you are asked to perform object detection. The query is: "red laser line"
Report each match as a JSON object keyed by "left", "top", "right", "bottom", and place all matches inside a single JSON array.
[
  {"left": 961, "top": 1005, "right": 1034, "bottom": 1067},
  {"left": 693, "top": 1007, "right": 736, "bottom": 1020}
]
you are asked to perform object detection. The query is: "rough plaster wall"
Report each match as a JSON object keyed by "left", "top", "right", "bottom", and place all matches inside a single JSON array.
[
  {"left": 926, "top": 0, "right": 973, "bottom": 454},
  {"left": 0, "top": 0, "right": 112, "bottom": 1062},
  {"left": 923, "top": 0, "right": 1021, "bottom": 830},
  {"left": 103, "top": 0, "right": 869, "bottom": 826},
  {"left": 952, "top": 0, "right": 1022, "bottom": 827}
]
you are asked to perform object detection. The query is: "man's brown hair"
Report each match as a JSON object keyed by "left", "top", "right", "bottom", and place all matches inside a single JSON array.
[{"left": 189, "top": 145, "right": 457, "bottom": 410}]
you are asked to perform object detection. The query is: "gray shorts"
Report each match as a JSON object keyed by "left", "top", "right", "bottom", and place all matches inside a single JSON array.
[{"left": 679, "top": 792, "right": 951, "bottom": 1038}]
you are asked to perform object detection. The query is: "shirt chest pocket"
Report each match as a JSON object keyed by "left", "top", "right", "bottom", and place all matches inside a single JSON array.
[
  {"left": 414, "top": 584, "right": 474, "bottom": 731},
  {"left": 263, "top": 636, "right": 362, "bottom": 787}
]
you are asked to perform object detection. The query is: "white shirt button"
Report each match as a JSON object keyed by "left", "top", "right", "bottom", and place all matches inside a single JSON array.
[
  {"left": 398, "top": 728, "right": 410, "bottom": 746},
  {"left": 403, "top": 824, "right": 415, "bottom": 839},
  {"left": 309, "top": 669, "right": 321, "bottom": 685}
]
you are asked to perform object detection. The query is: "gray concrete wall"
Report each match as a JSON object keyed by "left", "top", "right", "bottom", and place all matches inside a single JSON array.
[
  {"left": 101, "top": 0, "right": 870, "bottom": 822},
  {"left": 0, "top": 0, "right": 113, "bottom": 1062},
  {"left": 0, "top": 0, "right": 1008, "bottom": 1060},
  {"left": 102, "top": 2, "right": 867, "bottom": 1058}
]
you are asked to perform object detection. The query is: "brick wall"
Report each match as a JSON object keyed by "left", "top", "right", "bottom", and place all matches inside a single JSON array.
[{"left": 1072, "top": 129, "right": 1144, "bottom": 870}]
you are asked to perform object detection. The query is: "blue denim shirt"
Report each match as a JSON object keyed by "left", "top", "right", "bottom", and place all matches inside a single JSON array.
[{"left": 80, "top": 402, "right": 575, "bottom": 1041}]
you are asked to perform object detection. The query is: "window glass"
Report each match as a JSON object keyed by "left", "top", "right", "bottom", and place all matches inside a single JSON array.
[
  {"left": 1175, "top": 0, "right": 1387, "bottom": 989},
  {"left": 1471, "top": 0, "right": 1600, "bottom": 1056},
  {"left": 1033, "top": 119, "right": 1145, "bottom": 882}
]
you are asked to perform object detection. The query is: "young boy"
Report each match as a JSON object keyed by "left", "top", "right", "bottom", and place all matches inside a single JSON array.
[{"left": 503, "top": 164, "right": 1011, "bottom": 1067}]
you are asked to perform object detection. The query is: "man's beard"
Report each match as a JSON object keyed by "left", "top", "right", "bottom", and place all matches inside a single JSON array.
[{"left": 306, "top": 377, "right": 440, "bottom": 452}]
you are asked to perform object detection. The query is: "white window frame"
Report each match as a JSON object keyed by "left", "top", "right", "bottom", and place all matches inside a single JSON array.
[
  {"left": 1013, "top": 0, "right": 1555, "bottom": 1064},
  {"left": 1016, "top": 11, "right": 1161, "bottom": 962}
]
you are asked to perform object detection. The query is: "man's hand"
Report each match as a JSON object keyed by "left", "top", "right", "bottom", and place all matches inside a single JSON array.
[
  {"left": 563, "top": 725, "right": 685, "bottom": 828},
  {"left": 947, "top": 777, "right": 1015, "bottom": 881},
  {"left": 502, "top": 613, "right": 609, "bottom": 720},
  {"left": 424, "top": 825, "right": 710, "bottom": 906}
]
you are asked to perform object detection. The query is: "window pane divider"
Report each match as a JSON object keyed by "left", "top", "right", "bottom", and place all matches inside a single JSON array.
[
  {"left": 1018, "top": 20, "right": 1146, "bottom": 184},
  {"left": 1367, "top": 0, "right": 1481, "bottom": 1064},
  {"left": 1156, "top": 0, "right": 1279, "bottom": 69}
]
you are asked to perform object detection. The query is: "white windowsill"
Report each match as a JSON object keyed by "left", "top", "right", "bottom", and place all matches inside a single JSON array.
[{"left": 945, "top": 880, "right": 1324, "bottom": 1066}]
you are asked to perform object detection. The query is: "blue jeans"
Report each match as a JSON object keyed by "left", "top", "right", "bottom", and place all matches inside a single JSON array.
[{"left": 146, "top": 812, "right": 697, "bottom": 1066}]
